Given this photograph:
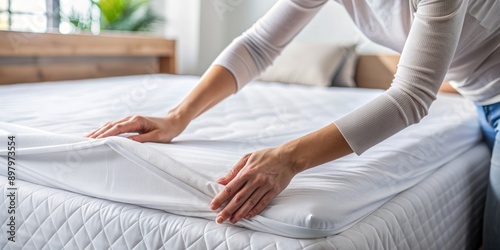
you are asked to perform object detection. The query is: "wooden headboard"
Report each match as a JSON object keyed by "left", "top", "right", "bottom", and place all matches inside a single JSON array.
[
  {"left": 0, "top": 31, "right": 400, "bottom": 90},
  {"left": 0, "top": 31, "right": 176, "bottom": 85},
  {"left": 354, "top": 54, "right": 457, "bottom": 93},
  {"left": 355, "top": 54, "right": 400, "bottom": 90}
]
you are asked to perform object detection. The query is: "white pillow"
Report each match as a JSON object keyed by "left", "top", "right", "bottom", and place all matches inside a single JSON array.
[
  {"left": 331, "top": 45, "right": 358, "bottom": 88},
  {"left": 257, "top": 43, "right": 352, "bottom": 87}
]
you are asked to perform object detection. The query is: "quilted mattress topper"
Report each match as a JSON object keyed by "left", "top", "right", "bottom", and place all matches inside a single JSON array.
[{"left": 0, "top": 75, "right": 482, "bottom": 238}]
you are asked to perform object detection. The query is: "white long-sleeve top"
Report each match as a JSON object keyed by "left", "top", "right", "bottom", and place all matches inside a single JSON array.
[{"left": 213, "top": 0, "right": 500, "bottom": 154}]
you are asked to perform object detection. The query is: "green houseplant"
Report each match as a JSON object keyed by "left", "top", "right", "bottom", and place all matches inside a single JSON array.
[{"left": 62, "top": 0, "right": 163, "bottom": 33}]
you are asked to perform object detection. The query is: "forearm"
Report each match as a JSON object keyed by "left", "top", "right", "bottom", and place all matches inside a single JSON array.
[
  {"left": 280, "top": 123, "right": 353, "bottom": 174},
  {"left": 210, "top": 123, "right": 353, "bottom": 224},
  {"left": 169, "top": 65, "right": 237, "bottom": 124}
]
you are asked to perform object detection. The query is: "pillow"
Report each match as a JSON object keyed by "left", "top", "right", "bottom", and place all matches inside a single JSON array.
[
  {"left": 257, "top": 43, "right": 353, "bottom": 87},
  {"left": 331, "top": 44, "right": 358, "bottom": 87}
]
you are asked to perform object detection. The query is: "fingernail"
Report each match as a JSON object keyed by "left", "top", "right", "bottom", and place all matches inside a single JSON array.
[
  {"left": 216, "top": 216, "right": 223, "bottom": 224},
  {"left": 230, "top": 218, "right": 237, "bottom": 224},
  {"left": 210, "top": 204, "right": 216, "bottom": 210}
]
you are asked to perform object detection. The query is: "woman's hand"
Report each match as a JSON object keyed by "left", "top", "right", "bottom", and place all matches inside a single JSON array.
[
  {"left": 209, "top": 124, "right": 353, "bottom": 224},
  {"left": 85, "top": 112, "right": 188, "bottom": 143},
  {"left": 85, "top": 66, "right": 237, "bottom": 143},
  {"left": 210, "top": 146, "right": 299, "bottom": 224}
]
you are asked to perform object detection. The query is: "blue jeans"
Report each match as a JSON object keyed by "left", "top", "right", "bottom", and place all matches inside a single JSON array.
[{"left": 476, "top": 103, "right": 500, "bottom": 250}]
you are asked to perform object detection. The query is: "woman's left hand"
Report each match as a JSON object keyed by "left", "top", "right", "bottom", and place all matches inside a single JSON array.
[
  {"left": 210, "top": 123, "right": 354, "bottom": 224},
  {"left": 210, "top": 146, "right": 299, "bottom": 224}
]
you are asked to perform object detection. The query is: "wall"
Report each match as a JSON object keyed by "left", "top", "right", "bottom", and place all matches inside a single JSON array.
[
  {"left": 151, "top": 0, "right": 201, "bottom": 75},
  {"left": 157, "top": 0, "right": 397, "bottom": 75}
]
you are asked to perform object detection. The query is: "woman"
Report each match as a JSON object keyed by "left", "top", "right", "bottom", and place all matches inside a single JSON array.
[{"left": 87, "top": 0, "right": 500, "bottom": 247}]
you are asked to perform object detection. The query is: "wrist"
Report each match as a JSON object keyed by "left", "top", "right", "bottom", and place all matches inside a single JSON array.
[
  {"left": 277, "top": 140, "right": 309, "bottom": 175},
  {"left": 167, "top": 107, "right": 191, "bottom": 128}
]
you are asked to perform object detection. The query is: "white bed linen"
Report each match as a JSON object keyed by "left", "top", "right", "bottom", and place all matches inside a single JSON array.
[
  {"left": 0, "top": 144, "right": 489, "bottom": 249},
  {"left": 0, "top": 75, "right": 482, "bottom": 239}
]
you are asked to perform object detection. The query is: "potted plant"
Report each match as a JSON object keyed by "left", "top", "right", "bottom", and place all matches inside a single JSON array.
[{"left": 61, "top": 0, "right": 163, "bottom": 33}]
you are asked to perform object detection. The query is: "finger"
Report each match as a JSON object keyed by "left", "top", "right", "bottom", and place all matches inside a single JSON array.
[
  {"left": 216, "top": 182, "right": 264, "bottom": 224},
  {"left": 230, "top": 186, "right": 269, "bottom": 223},
  {"left": 84, "top": 130, "right": 97, "bottom": 138},
  {"left": 128, "top": 132, "right": 159, "bottom": 143},
  {"left": 85, "top": 122, "right": 114, "bottom": 138},
  {"left": 210, "top": 176, "right": 247, "bottom": 215},
  {"left": 217, "top": 153, "right": 251, "bottom": 185},
  {"left": 96, "top": 118, "right": 144, "bottom": 139},
  {"left": 86, "top": 116, "right": 131, "bottom": 138},
  {"left": 245, "top": 191, "right": 276, "bottom": 219}
]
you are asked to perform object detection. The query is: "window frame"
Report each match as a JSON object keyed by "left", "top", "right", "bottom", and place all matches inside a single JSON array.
[{"left": 0, "top": 0, "right": 60, "bottom": 32}]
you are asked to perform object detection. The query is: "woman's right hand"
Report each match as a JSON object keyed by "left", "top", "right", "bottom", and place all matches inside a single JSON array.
[{"left": 85, "top": 112, "right": 188, "bottom": 143}]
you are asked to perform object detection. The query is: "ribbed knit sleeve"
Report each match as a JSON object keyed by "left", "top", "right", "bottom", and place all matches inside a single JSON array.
[
  {"left": 334, "top": 0, "right": 468, "bottom": 154},
  {"left": 212, "top": 0, "right": 328, "bottom": 90},
  {"left": 213, "top": 0, "right": 470, "bottom": 155}
]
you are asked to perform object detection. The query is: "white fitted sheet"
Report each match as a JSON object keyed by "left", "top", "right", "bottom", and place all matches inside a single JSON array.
[
  {"left": 0, "top": 143, "right": 489, "bottom": 249},
  {"left": 0, "top": 75, "right": 484, "bottom": 240}
]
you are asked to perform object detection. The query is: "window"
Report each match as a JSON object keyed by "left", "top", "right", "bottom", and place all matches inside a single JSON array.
[
  {"left": 0, "top": 0, "right": 96, "bottom": 33},
  {"left": 0, "top": 1, "right": 8, "bottom": 30},
  {"left": 0, "top": 0, "right": 161, "bottom": 34},
  {"left": 0, "top": 0, "right": 55, "bottom": 32}
]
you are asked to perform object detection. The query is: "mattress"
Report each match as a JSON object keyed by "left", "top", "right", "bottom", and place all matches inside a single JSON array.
[{"left": 0, "top": 74, "right": 489, "bottom": 249}]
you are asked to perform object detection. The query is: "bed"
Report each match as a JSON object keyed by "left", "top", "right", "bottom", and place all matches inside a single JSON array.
[{"left": 0, "top": 31, "right": 489, "bottom": 249}]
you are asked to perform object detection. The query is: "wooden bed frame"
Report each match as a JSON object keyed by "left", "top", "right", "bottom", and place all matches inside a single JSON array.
[
  {"left": 355, "top": 54, "right": 399, "bottom": 90},
  {"left": 0, "top": 31, "right": 176, "bottom": 85},
  {"left": 355, "top": 54, "right": 456, "bottom": 93},
  {"left": 0, "top": 30, "right": 402, "bottom": 89}
]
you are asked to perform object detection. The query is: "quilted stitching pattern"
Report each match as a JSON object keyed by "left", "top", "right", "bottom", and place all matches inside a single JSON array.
[
  {"left": 0, "top": 75, "right": 488, "bottom": 249},
  {"left": 0, "top": 145, "right": 488, "bottom": 250},
  {"left": 325, "top": 145, "right": 489, "bottom": 250}
]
